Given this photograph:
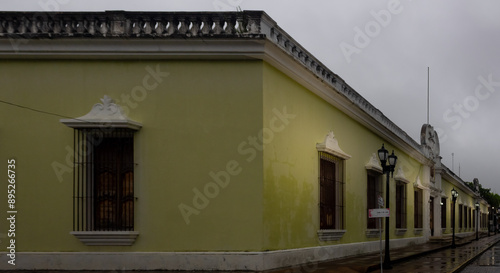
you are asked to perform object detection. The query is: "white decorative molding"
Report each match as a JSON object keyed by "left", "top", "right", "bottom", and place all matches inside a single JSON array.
[
  {"left": 70, "top": 231, "right": 139, "bottom": 246},
  {"left": 414, "top": 228, "right": 423, "bottom": 235},
  {"left": 365, "top": 153, "right": 383, "bottom": 173},
  {"left": 365, "top": 229, "right": 381, "bottom": 238},
  {"left": 0, "top": 11, "right": 265, "bottom": 38},
  {"left": 420, "top": 124, "right": 440, "bottom": 158},
  {"left": 60, "top": 95, "right": 142, "bottom": 130},
  {"left": 317, "top": 229, "right": 346, "bottom": 241},
  {"left": 395, "top": 229, "right": 407, "bottom": 236},
  {"left": 394, "top": 166, "right": 410, "bottom": 184},
  {"left": 316, "top": 131, "right": 351, "bottom": 160},
  {"left": 413, "top": 176, "right": 428, "bottom": 190}
]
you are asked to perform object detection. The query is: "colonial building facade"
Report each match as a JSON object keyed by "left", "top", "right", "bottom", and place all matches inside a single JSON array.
[{"left": 0, "top": 10, "right": 489, "bottom": 271}]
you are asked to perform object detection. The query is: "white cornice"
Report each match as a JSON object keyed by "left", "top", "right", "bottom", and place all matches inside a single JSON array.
[
  {"left": 0, "top": 39, "right": 268, "bottom": 59},
  {"left": 441, "top": 165, "right": 479, "bottom": 198},
  {"left": 262, "top": 42, "right": 431, "bottom": 165}
]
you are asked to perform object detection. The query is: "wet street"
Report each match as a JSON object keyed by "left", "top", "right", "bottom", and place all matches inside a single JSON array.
[
  {"left": 366, "top": 235, "right": 500, "bottom": 273},
  {"left": 460, "top": 241, "right": 500, "bottom": 273}
]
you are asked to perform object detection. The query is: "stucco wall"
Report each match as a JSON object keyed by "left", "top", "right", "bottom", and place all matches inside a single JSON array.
[
  {"left": 0, "top": 59, "right": 265, "bottom": 252},
  {"left": 261, "top": 62, "right": 427, "bottom": 250}
]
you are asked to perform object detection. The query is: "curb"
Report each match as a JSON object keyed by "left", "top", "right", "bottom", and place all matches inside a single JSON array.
[{"left": 448, "top": 236, "right": 500, "bottom": 273}]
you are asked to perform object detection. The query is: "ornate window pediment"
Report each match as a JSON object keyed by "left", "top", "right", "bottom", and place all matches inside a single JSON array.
[
  {"left": 60, "top": 95, "right": 142, "bottom": 130},
  {"left": 413, "top": 176, "right": 428, "bottom": 190},
  {"left": 316, "top": 131, "right": 351, "bottom": 159},
  {"left": 394, "top": 166, "right": 410, "bottom": 184},
  {"left": 365, "top": 153, "right": 382, "bottom": 173}
]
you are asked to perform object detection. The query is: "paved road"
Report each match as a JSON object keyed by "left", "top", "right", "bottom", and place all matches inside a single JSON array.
[{"left": 459, "top": 241, "right": 500, "bottom": 273}]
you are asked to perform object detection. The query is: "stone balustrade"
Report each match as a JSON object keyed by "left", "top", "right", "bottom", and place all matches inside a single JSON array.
[{"left": 0, "top": 10, "right": 264, "bottom": 37}]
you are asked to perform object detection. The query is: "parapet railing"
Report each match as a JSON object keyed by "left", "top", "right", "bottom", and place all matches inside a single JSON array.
[{"left": 0, "top": 10, "right": 264, "bottom": 37}]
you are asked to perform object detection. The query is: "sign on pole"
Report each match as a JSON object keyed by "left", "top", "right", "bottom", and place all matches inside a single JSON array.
[{"left": 369, "top": 208, "right": 390, "bottom": 218}]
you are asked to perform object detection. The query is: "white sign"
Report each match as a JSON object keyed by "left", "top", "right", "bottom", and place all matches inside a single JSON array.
[{"left": 369, "top": 208, "right": 390, "bottom": 218}]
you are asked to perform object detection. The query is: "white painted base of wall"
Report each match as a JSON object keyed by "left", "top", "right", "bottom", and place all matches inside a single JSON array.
[{"left": 0, "top": 237, "right": 426, "bottom": 271}]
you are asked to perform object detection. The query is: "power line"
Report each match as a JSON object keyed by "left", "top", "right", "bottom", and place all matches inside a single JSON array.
[
  {"left": 0, "top": 98, "right": 131, "bottom": 127},
  {"left": 0, "top": 98, "right": 77, "bottom": 120}
]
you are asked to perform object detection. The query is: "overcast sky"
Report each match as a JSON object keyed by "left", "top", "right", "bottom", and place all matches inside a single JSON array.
[{"left": 3, "top": 0, "right": 500, "bottom": 194}]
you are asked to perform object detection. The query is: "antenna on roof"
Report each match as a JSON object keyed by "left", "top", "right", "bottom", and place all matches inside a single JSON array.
[
  {"left": 427, "top": 67, "right": 430, "bottom": 125},
  {"left": 452, "top": 153, "right": 454, "bottom": 172}
]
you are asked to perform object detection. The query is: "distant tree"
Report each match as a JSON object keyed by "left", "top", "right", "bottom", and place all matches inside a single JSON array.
[
  {"left": 479, "top": 186, "right": 499, "bottom": 208},
  {"left": 465, "top": 181, "right": 475, "bottom": 191},
  {"left": 463, "top": 181, "right": 500, "bottom": 208}
]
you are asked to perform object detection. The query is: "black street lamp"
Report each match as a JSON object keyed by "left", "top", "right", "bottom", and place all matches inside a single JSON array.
[
  {"left": 475, "top": 201, "right": 480, "bottom": 241},
  {"left": 377, "top": 144, "right": 397, "bottom": 269},
  {"left": 451, "top": 188, "right": 458, "bottom": 248}
]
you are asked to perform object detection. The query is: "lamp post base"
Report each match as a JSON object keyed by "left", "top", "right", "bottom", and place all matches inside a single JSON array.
[{"left": 382, "top": 262, "right": 393, "bottom": 270}]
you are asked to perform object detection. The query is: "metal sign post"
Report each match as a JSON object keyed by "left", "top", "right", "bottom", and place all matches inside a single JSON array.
[
  {"left": 368, "top": 195, "right": 389, "bottom": 273},
  {"left": 379, "top": 196, "right": 383, "bottom": 273}
]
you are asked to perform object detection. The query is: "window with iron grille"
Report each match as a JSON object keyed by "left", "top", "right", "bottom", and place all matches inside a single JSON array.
[
  {"left": 463, "top": 205, "right": 465, "bottom": 229},
  {"left": 414, "top": 189, "right": 423, "bottom": 228},
  {"left": 473, "top": 209, "right": 476, "bottom": 230},
  {"left": 464, "top": 205, "right": 468, "bottom": 229},
  {"left": 467, "top": 207, "right": 472, "bottom": 228},
  {"left": 73, "top": 128, "right": 135, "bottom": 232},
  {"left": 458, "top": 204, "right": 463, "bottom": 229},
  {"left": 441, "top": 198, "right": 446, "bottom": 229},
  {"left": 367, "top": 172, "right": 382, "bottom": 229},
  {"left": 319, "top": 152, "right": 344, "bottom": 230},
  {"left": 463, "top": 206, "right": 466, "bottom": 229},
  {"left": 396, "top": 181, "right": 407, "bottom": 229}
]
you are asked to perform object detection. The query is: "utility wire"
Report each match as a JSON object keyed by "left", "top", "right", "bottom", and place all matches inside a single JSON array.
[
  {"left": 0, "top": 99, "right": 76, "bottom": 119},
  {"left": 0, "top": 99, "right": 95, "bottom": 124}
]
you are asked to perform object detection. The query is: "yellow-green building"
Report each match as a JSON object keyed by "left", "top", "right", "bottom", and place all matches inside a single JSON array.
[{"left": 0, "top": 10, "right": 489, "bottom": 270}]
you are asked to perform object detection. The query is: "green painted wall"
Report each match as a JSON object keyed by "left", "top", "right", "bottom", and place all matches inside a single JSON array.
[
  {"left": 261, "top": 63, "right": 426, "bottom": 250},
  {"left": 0, "top": 59, "right": 264, "bottom": 252},
  {"left": 0, "top": 58, "right": 483, "bottom": 254},
  {"left": 441, "top": 178, "right": 486, "bottom": 234}
]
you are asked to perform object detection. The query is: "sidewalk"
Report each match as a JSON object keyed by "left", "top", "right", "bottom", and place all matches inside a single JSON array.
[
  {"left": 273, "top": 233, "right": 500, "bottom": 273},
  {"left": 1, "top": 235, "right": 498, "bottom": 273}
]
